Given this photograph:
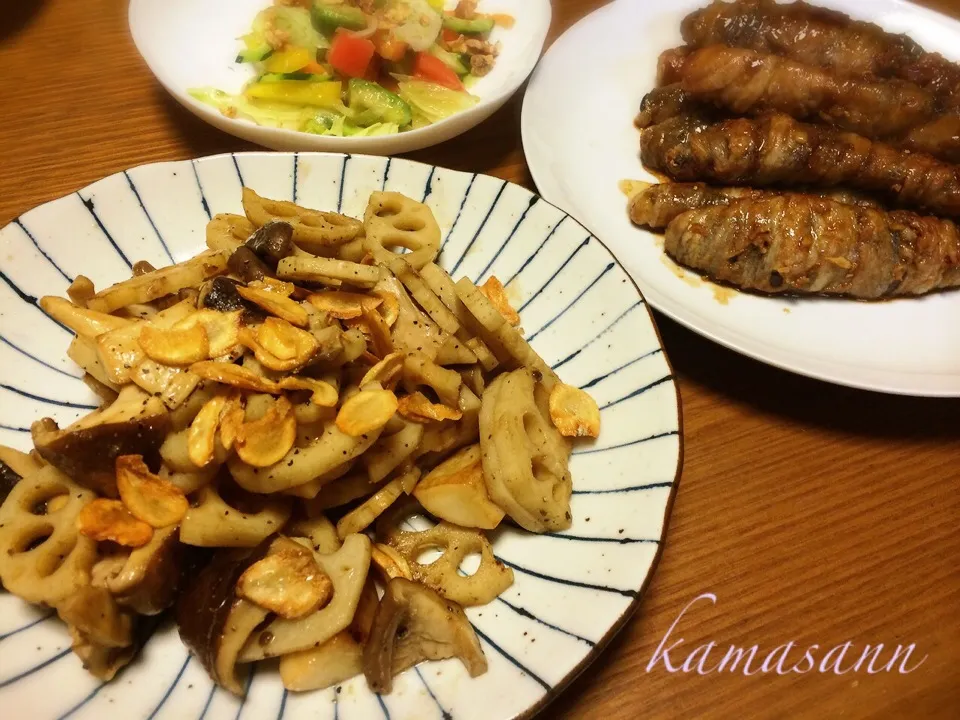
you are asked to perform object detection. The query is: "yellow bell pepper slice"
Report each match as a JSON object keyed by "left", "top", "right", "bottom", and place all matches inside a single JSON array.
[
  {"left": 263, "top": 47, "right": 314, "bottom": 74},
  {"left": 245, "top": 80, "right": 344, "bottom": 108},
  {"left": 426, "top": 0, "right": 444, "bottom": 10}
]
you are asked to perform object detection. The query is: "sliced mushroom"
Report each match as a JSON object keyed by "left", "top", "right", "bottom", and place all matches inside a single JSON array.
[
  {"left": 92, "top": 525, "right": 183, "bottom": 615},
  {"left": 199, "top": 277, "right": 248, "bottom": 313},
  {"left": 57, "top": 584, "right": 134, "bottom": 649},
  {"left": 245, "top": 221, "right": 296, "bottom": 269},
  {"left": 363, "top": 578, "right": 487, "bottom": 694},
  {"left": 69, "top": 625, "right": 138, "bottom": 681},
  {"left": 177, "top": 542, "right": 272, "bottom": 695},
  {"left": 31, "top": 385, "right": 170, "bottom": 497},
  {"left": 0, "top": 459, "right": 21, "bottom": 506},
  {"left": 228, "top": 246, "right": 272, "bottom": 283}
]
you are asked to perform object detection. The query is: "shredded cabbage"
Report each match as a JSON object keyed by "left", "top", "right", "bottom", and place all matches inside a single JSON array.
[
  {"left": 189, "top": 87, "right": 308, "bottom": 130},
  {"left": 397, "top": 79, "right": 479, "bottom": 123}
]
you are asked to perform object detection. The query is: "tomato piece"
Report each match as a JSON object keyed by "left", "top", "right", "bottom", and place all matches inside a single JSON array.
[
  {"left": 441, "top": 28, "right": 462, "bottom": 45},
  {"left": 329, "top": 30, "right": 376, "bottom": 79},
  {"left": 374, "top": 30, "right": 408, "bottom": 62},
  {"left": 413, "top": 52, "right": 464, "bottom": 91}
]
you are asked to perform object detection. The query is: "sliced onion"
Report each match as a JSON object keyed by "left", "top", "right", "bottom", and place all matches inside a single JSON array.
[{"left": 349, "top": 17, "right": 379, "bottom": 39}]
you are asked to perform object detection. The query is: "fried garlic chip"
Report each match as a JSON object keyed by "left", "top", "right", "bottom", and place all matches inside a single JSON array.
[
  {"left": 387, "top": 522, "right": 514, "bottom": 607},
  {"left": 115, "top": 455, "right": 189, "bottom": 528},
  {"left": 174, "top": 309, "right": 243, "bottom": 358},
  {"left": 188, "top": 394, "right": 228, "bottom": 467},
  {"left": 0, "top": 466, "right": 98, "bottom": 605},
  {"left": 398, "top": 392, "right": 463, "bottom": 423},
  {"left": 336, "top": 388, "right": 398, "bottom": 437},
  {"left": 238, "top": 541, "right": 334, "bottom": 620},
  {"left": 78, "top": 499, "right": 154, "bottom": 548},
  {"left": 548, "top": 382, "right": 601, "bottom": 438},
  {"left": 138, "top": 323, "right": 210, "bottom": 366},
  {"left": 190, "top": 361, "right": 279, "bottom": 393},
  {"left": 239, "top": 319, "right": 319, "bottom": 372},
  {"left": 479, "top": 276, "right": 520, "bottom": 326},
  {"left": 236, "top": 397, "right": 298, "bottom": 468},
  {"left": 219, "top": 392, "right": 246, "bottom": 451},
  {"left": 306, "top": 290, "right": 381, "bottom": 320},
  {"left": 360, "top": 351, "right": 404, "bottom": 389},
  {"left": 277, "top": 377, "right": 339, "bottom": 407}
]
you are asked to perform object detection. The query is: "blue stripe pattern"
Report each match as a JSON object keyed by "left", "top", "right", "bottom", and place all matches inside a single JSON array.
[
  {"left": 192, "top": 161, "right": 212, "bottom": 219},
  {"left": 11, "top": 219, "right": 72, "bottom": 282},
  {"left": 439, "top": 174, "right": 477, "bottom": 253},
  {"left": 573, "top": 480, "right": 674, "bottom": 496},
  {"left": 573, "top": 429, "right": 680, "bottom": 456},
  {"left": 125, "top": 171, "right": 175, "bottom": 264},
  {"left": 293, "top": 155, "right": 299, "bottom": 202},
  {"left": 516, "top": 236, "right": 590, "bottom": 313},
  {"left": 0, "top": 333, "right": 81, "bottom": 379},
  {"left": 498, "top": 557, "right": 638, "bottom": 598},
  {"left": 474, "top": 195, "right": 539, "bottom": 281},
  {"left": 0, "top": 648, "right": 72, "bottom": 689},
  {"left": 551, "top": 301, "right": 643, "bottom": 370},
  {"left": 472, "top": 626, "right": 550, "bottom": 691},
  {"left": 527, "top": 263, "right": 615, "bottom": 342},
  {"left": 0, "top": 611, "right": 55, "bottom": 642},
  {"left": 495, "top": 596, "right": 595, "bottom": 646},
  {"left": 77, "top": 193, "right": 132, "bottom": 267},
  {"left": 414, "top": 668, "right": 452, "bottom": 720},
  {"left": 146, "top": 655, "right": 192, "bottom": 720},
  {"left": 1, "top": 383, "right": 96, "bottom": 410},
  {"left": 450, "top": 180, "right": 507, "bottom": 275},
  {"left": 503, "top": 216, "right": 565, "bottom": 288},
  {"left": 57, "top": 683, "right": 108, "bottom": 720}
]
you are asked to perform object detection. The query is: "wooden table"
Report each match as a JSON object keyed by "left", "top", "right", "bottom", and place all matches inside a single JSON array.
[{"left": 1, "top": 1, "right": 958, "bottom": 718}]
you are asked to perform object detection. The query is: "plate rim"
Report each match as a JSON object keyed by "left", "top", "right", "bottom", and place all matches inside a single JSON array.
[
  {"left": 4, "top": 150, "right": 684, "bottom": 719},
  {"left": 520, "top": 0, "right": 960, "bottom": 398}
]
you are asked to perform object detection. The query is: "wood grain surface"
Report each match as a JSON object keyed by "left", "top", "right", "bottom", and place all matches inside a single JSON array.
[{"left": 1, "top": 2, "right": 959, "bottom": 719}]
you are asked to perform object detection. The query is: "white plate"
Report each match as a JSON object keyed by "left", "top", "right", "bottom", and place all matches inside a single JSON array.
[
  {"left": 522, "top": 0, "right": 960, "bottom": 397},
  {"left": 0, "top": 152, "right": 681, "bottom": 719},
  {"left": 128, "top": 0, "right": 549, "bottom": 154}
]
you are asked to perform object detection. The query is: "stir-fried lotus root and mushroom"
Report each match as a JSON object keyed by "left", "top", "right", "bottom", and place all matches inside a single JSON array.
[{"left": 0, "top": 187, "right": 601, "bottom": 695}]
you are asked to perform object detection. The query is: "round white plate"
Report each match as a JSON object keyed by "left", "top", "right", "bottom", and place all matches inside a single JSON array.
[
  {"left": 522, "top": 0, "right": 960, "bottom": 397},
  {"left": 0, "top": 153, "right": 681, "bottom": 719},
  {"left": 128, "top": 0, "right": 549, "bottom": 154}
]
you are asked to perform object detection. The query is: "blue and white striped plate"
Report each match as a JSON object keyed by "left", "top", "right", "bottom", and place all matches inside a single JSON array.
[{"left": 0, "top": 153, "right": 682, "bottom": 720}]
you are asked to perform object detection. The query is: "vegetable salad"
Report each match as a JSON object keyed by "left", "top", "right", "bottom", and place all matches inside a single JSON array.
[{"left": 190, "top": 0, "right": 511, "bottom": 137}]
